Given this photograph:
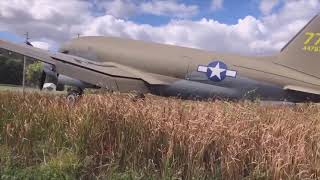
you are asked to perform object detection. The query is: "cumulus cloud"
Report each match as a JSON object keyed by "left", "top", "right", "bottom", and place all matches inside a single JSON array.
[
  {"left": 211, "top": 0, "right": 224, "bottom": 10},
  {"left": 259, "top": 0, "right": 280, "bottom": 15},
  {"left": 140, "top": 0, "right": 199, "bottom": 18},
  {"left": 0, "top": 0, "right": 319, "bottom": 55},
  {"left": 78, "top": 0, "right": 319, "bottom": 55},
  {"left": 0, "top": 0, "right": 91, "bottom": 45},
  {"left": 101, "top": 0, "right": 138, "bottom": 19},
  {"left": 80, "top": 15, "right": 276, "bottom": 55},
  {"left": 94, "top": 0, "right": 199, "bottom": 19},
  {"left": 31, "top": 41, "right": 50, "bottom": 50}
]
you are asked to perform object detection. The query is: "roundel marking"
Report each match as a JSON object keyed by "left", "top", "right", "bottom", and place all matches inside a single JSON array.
[{"left": 206, "top": 61, "right": 228, "bottom": 82}]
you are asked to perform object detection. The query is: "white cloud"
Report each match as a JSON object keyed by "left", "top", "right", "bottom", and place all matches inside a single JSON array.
[
  {"left": 79, "top": 0, "right": 319, "bottom": 55},
  {"left": 259, "top": 0, "right": 280, "bottom": 15},
  {"left": 140, "top": 0, "right": 199, "bottom": 18},
  {"left": 102, "top": 0, "right": 138, "bottom": 19},
  {"left": 31, "top": 41, "right": 50, "bottom": 50},
  {"left": 0, "top": 0, "right": 91, "bottom": 44},
  {"left": 0, "top": 0, "right": 319, "bottom": 55},
  {"left": 211, "top": 0, "right": 224, "bottom": 10},
  {"left": 96, "top": 0, "right": 199, "bottom": 19},
  {"left": 80, "top": 15, "right": 275, "bottom": 55}
]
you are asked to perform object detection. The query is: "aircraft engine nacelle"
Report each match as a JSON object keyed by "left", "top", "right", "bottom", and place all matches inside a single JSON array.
[
  {"left": 39, "top": 63, "right": 59, "bottom": 90},
  {"left": 39, "top": 63, "right": 92, "bottom": 91},
  {"left": 57, "top": 75, "right": 90, "bottom": 90}
]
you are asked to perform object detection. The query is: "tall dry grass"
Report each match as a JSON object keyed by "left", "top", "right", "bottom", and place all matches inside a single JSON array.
[{"left": 0, "top": 91, "right": 320, "bottom": 179}]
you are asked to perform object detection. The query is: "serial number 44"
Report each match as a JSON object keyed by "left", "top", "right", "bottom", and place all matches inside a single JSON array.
[{"left": 303, "top": 32, "right": 320, "bottom": 53}]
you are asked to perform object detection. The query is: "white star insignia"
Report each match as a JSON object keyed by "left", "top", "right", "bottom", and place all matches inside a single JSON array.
[
  {"left": 208, "top": 62, "right": 226, "bottom": 80},
  {"left": 197, "top": 62, "right": 237, "bottom": 81}
]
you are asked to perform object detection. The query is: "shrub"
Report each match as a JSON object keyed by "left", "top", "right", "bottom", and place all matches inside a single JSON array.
[{"left": 26, "top": 61, "right": 42, "bottom": 87}]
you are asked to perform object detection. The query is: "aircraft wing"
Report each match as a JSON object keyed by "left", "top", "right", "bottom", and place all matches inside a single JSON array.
[
  {"left": 0, "top": 39, "right": 170, "bottom": 90},
  {"left": 283, "top": 85, "right": 320, "bottom": 95}
]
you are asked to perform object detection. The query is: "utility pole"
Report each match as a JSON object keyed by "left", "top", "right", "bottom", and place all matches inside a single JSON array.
[
  {"left": 22, "top": 56, "right": 26, "bottom": 94},
  {"left": 22, "top": 32, "right": 29, "bottom": 95},
  {"left": 24, "top": 32, "right": 30, "bottom": 43}
]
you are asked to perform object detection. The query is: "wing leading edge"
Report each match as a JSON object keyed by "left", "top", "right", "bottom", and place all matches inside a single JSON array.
[{"left": 0, "top": 39, "right": 169, "bottom": 92}]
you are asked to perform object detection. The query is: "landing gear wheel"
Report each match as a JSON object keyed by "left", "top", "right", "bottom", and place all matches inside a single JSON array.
[
  {"left": 132, "top": 92, "right": 145, "bottom": 102},
  {"left": 66, "top": 88, "right": 83, "bottom": 104}
]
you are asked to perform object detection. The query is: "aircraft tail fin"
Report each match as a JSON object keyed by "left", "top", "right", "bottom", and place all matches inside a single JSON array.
[{"left": 276, "top": 14, "right": 320, "bottom": 78}]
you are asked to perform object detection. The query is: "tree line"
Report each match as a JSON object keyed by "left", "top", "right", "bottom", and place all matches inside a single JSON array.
[{"left": 0, "top": 55, "right": 42, "bottom": 86}]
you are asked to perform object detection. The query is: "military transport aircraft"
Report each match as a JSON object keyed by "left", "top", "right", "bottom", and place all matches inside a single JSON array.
[{"left": 0, "top": 14, "right": 320, "bottom": 102}]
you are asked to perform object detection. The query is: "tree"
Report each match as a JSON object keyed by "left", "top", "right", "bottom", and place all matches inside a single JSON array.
[
  {"left": 0, "top": 56, "right": 23, "bottom": 85},
  {"left": 26, "top": 61, "right": 43, "bottom": 87}
]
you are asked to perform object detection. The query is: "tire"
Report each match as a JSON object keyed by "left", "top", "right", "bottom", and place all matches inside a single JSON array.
[{"left": 66, "top": 90, "right": 81, "bottom": 103}]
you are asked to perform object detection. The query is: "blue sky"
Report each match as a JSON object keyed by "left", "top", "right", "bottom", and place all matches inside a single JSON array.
[
  {"left": 0, "top": 0, "right": 266, "bottom": 42},
  {"left": 130, "top": 0, "right": 262, "bottom": 25},
  {"left": 181, "top": 0, "right": 261, "bottom": 23},
  {"left": 0, "top": 0, "right": 318, "bottom": 55},
  {"left": 0, "top": 32, "right": 22, "bottom": 42},
  {"left": 131, "top": 1, "right": 261, "bottom": 26}
]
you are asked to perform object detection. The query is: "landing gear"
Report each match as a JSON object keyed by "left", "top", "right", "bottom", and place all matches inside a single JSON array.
[
  {"left": 66, "top": 87, "right": 83, "bottom": 103},
  {"left": 132, "top": 92, "right": 145, "bottom": 102}
]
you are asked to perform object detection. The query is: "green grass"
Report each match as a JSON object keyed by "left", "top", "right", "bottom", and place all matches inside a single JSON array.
[
  {"left": 0, "top": 84, "right": 23, "bottom": 91},
  {"left": 0, "top": 84, "right": 37, "bottom": 92},
  {"left": 0, "top": 84, "right": 66, "bottom": 95},
  {"left": 0, "top": 91, "right": 320, "bottom": 179}
]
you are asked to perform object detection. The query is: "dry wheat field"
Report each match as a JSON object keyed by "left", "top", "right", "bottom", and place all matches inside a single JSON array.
[{"left": 0, "top": 91, "right": 320, "bottom": 179}]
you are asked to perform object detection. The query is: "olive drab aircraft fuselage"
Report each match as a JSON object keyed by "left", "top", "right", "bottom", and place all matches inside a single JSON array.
[{"left": 1, "top": 14, "right": 320, "bottom": 102}]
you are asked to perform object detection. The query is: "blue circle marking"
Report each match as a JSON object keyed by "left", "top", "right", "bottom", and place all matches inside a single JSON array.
[{"left": 206, "top": 61, "right": 228, "bottom": 82}]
